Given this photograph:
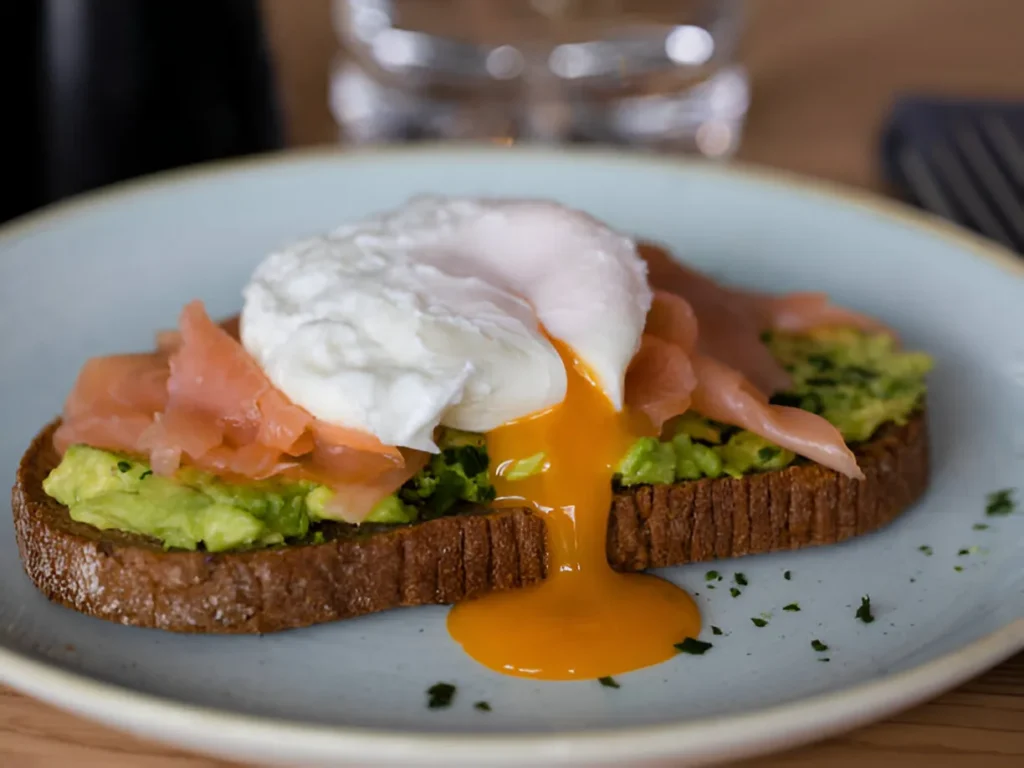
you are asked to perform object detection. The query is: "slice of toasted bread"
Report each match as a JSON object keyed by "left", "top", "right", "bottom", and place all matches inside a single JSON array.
[{"left": 11, "top": 414, "right": 928, "bottom": 633}]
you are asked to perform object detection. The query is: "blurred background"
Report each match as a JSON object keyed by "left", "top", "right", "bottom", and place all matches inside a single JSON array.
[{"left": 3, "top": 0, "right": 1024, "bottom": 235}]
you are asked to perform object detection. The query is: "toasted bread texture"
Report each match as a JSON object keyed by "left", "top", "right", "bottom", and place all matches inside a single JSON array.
[{"left": 12, "top": 415, "right": 928, "bottom": 633}]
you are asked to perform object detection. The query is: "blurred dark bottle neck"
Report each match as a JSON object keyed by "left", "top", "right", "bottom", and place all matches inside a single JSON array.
[{"left": 0, "top": 0, "right": 283, "bottom": 224}]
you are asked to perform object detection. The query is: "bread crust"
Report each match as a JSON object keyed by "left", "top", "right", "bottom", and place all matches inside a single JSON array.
[{"left": 12, "top": 414, "right": 928, "bottom": 633}]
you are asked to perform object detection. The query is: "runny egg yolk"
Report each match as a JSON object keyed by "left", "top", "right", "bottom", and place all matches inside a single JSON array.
[{"left": 447, "top": 341, "right": 701, "bottom": 680}]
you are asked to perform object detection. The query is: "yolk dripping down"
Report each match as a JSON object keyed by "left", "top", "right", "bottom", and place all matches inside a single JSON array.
[{"left": 447, "top": 341, "right": 701, "bottom": 680}]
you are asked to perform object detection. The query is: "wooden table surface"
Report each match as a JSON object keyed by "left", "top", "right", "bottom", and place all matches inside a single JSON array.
[{"left": 3, "top": 1, "right": 1024, "bottom": 765}]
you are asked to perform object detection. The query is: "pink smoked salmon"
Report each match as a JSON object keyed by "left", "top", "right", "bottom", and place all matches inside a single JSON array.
[
  {"left": 627, "top": 243, "right": 865, "bottom": 478},
  {"left": 55, "top": 301, "right": 423, "bottom": 522},
  {"left": 638, "top": 243, "right": 889, "bottom": 396}
]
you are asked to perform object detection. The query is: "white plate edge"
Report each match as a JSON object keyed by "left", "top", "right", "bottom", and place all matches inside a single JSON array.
[{"left": 1, "top": 621, "right": 1021, "bottom": 766}]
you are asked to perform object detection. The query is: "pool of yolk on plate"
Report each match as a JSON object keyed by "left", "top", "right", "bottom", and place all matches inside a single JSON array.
[{"left": 447, "top": 342, "right": 701, "bottom": 680}]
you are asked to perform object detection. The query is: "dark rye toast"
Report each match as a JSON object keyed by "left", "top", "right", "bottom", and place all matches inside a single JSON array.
[{"left": 11, "top": 414, "right": 929, "bottom": 634}]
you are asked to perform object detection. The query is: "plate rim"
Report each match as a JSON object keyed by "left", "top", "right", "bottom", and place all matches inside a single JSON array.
[{"left": 2, "top": 144, "right": 1023, "bottom": 766}]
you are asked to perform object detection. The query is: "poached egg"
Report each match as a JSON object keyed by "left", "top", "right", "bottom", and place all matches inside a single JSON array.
[
  {"left": 241, "top": 197, "right": 701, "bottom": 680},
  {"left": 241, "top": 197, "right": 650, "bottom": 451}
]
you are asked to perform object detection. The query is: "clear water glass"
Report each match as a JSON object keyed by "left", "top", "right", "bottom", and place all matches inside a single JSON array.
[{"left": 330, "top": 0, "right": 749, "bottom": 157}]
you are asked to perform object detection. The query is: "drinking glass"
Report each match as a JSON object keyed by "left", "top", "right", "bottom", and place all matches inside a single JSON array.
[{"left": 330, "top": 0, "right": 748, "bottom": 157}]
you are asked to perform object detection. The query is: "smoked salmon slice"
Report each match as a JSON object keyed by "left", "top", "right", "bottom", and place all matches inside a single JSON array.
[
  {"left": 691, "top": 354, "right": 863, "bottom": 478},
  {"left": 638, "top": 242, "right": 891, "bottom": 396},
  {"left": 645, "top": 290, "right": 699, "bottom": 353},
  {"left": 638, "top": 243, "right": 793, "bottom": 394},
  {"left": 319, "top": 450, "right": 430, "bottom": 523},
  {"left": 54, "top": 353, "right": 169, "bottom": 454},
  {"left": 632, "top": 242, "right": 869, "bottom": 479},
  {"left": 749, "top": 293, "right": 892, "bottom": 336},
  {"left": 55, "top": 302, "right": 415, "bottom": 522},
  {"left": 156, "top": 313, "right": 241, "bottom": 352},
  {"left": 625, "top": 334, "right": 697, "bottom": 433}
]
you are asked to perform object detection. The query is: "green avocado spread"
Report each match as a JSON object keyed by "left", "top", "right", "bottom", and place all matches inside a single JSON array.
[
  {"left": 44, "top": 329, "right": 931, "bottom": 552},
  {"left": 43, "top": 430, "right": 493, "bottom": 552}
]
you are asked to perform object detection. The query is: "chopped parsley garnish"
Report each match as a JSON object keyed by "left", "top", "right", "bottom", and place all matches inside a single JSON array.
[
  {"left": 818, "top": 658, "right": 830, "bottom": 663},
  {"left": 117, "top": 461, "right": 131, "bottom": 473},
  {"left": 711, "top": 626, "right": 723, "bottom": 636},
  {"left": 139, "top": 470, "right": 153, "bottom": 480},
  {"left": 730, "top": 587, "right": 741, "bottom": 598},
  {"left": 811, "top": 639, "right": 829, "bottom": 652},
  {"left": 734, "top": 573, "right": 749, "bottom": 586},
  {"left": 985, "top": 489, "right": 1016, "bottom": 517},
  {"left": 427, "top": 682, "right": 456, "bottom": 709},
  {"left": 401, "top": 441, "right": 495, "bottom": 519},
  {"left": 783, "top": 603, "right": 800, "bottom": 612},
  {"left": 705, "top": 570, "right": 720, "bottom": 582},
  {"left": 784, "top": 570, "right": 792, "bottom": 581},
  {"left": 972, "top": 523, "right": 989, "bottom": 531},
  {"left": 675, "top": 637, "right": 713, "bottom": 655},
  {"left": 751, "top": 617, "right": 768, "bottom": 628},
  {"left": 918, "top": 545, "right": 932, "bottom": 555},
  {"left": 855, "top": 595, "right": 874, "bottom": 624},
  {"left": 957, "top": 548, "right": 970, "bottom": 556},
  {"left": 598, "top": 676, "right": 620, "bottom": 689},
  {"left": 954, "top": 565, "right": 964, "bottom": 573},
  {"left": 474, "top": 701, "right": 492, "bottom": 712}
]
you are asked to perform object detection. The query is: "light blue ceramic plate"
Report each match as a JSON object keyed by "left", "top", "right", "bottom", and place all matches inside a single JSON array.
[{"left": 1, "top": 147, "right": 1022, "bottom": 767}]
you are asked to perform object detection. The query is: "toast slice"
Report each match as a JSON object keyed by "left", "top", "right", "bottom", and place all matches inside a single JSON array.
[{"left": 11, "top": 414, "right": 928, "bottom": 633}]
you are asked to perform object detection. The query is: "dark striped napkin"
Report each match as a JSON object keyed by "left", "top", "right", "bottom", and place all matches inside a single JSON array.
[{"left": 880, "top": 97, "right": 1024, "bottom": 253}]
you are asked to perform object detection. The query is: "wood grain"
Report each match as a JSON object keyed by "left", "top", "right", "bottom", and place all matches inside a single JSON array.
[{"left": 4, "top": 0, "right": 1024, "bottom": 765}]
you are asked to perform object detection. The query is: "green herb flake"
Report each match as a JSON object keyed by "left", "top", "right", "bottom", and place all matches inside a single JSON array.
[
  {"left": 730, "top": 587, "right": 741, "bottom": 598},
  {"left": 811, "top": 639, "right": 829, "bottom": 652},
  {"left": 116, "top": 461, "right": 131, "bottom": 473},
  {"left": 705, "top": 570, "right": 720, "bottom": 582},
  {"left": 985, "top": 488, "right": 1016, "bottom": 517},
  {"left": 972, "top": 523, "right": 989, "bottom": 531},
  {"left": 783, "top": 603, "right": 800, "bottom": 612},
  {"left": 598, "top": 676, "right": 620, "bottom": 689},
  {"left": 918, "top": 545, "right": 933, "bottom": 555},
  {"left": 427, "top": 682, "right": 456, "bottom": 709},
  {"left": 957, "top": 548, "right": 969, "bottom": 556},
  {"left": 711, "top": 626, "right": 723, "bottom": 636},
  {"left": 139, "top": 470, "right": 153, "bottom": 480},
  {"left": 674, "top": 637, "right": 713, "bottom": 655},
  {"left": 784, "top": 570, "right": 792, "bottom": 581},
  {"left": 818, "top": 657, "right": 831, "bottom": 663},
  {"left": 954, "top": 565, "right": 964, "bottom": 573},
  {"left": 474, "top": 701, "right": 492, "bottom": 712},
  {"left": 751, "top": 617, "right": 768, "bottom": 628},
  {"left": 734, "top": 573, "right": 749, "bottom": 586},
  {"left": 855, "top": 595, "right": 875, "bottom": 624}
]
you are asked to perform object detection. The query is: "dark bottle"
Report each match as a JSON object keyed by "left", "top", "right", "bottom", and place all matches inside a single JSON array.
[{"left": 0, "top": 0, "right": 283, "bottom": 224}]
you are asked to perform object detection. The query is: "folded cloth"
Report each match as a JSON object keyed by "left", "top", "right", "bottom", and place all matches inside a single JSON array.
[{"left": 880, "top": 97, "right": 1024, "bottom": 253}]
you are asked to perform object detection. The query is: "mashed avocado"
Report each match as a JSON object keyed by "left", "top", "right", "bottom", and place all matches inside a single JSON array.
[
  {"left": 766, "top": 328, "right": 932, "bottom": 442},
  {"left": 616, "top": 329, "right": 932, "bottom": 486},
  {"left": 43, "top": 430, "right": 495, "bottom": 552},
  {"left": 43, "top": 447, "right": 307, "bottom": 551}
]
